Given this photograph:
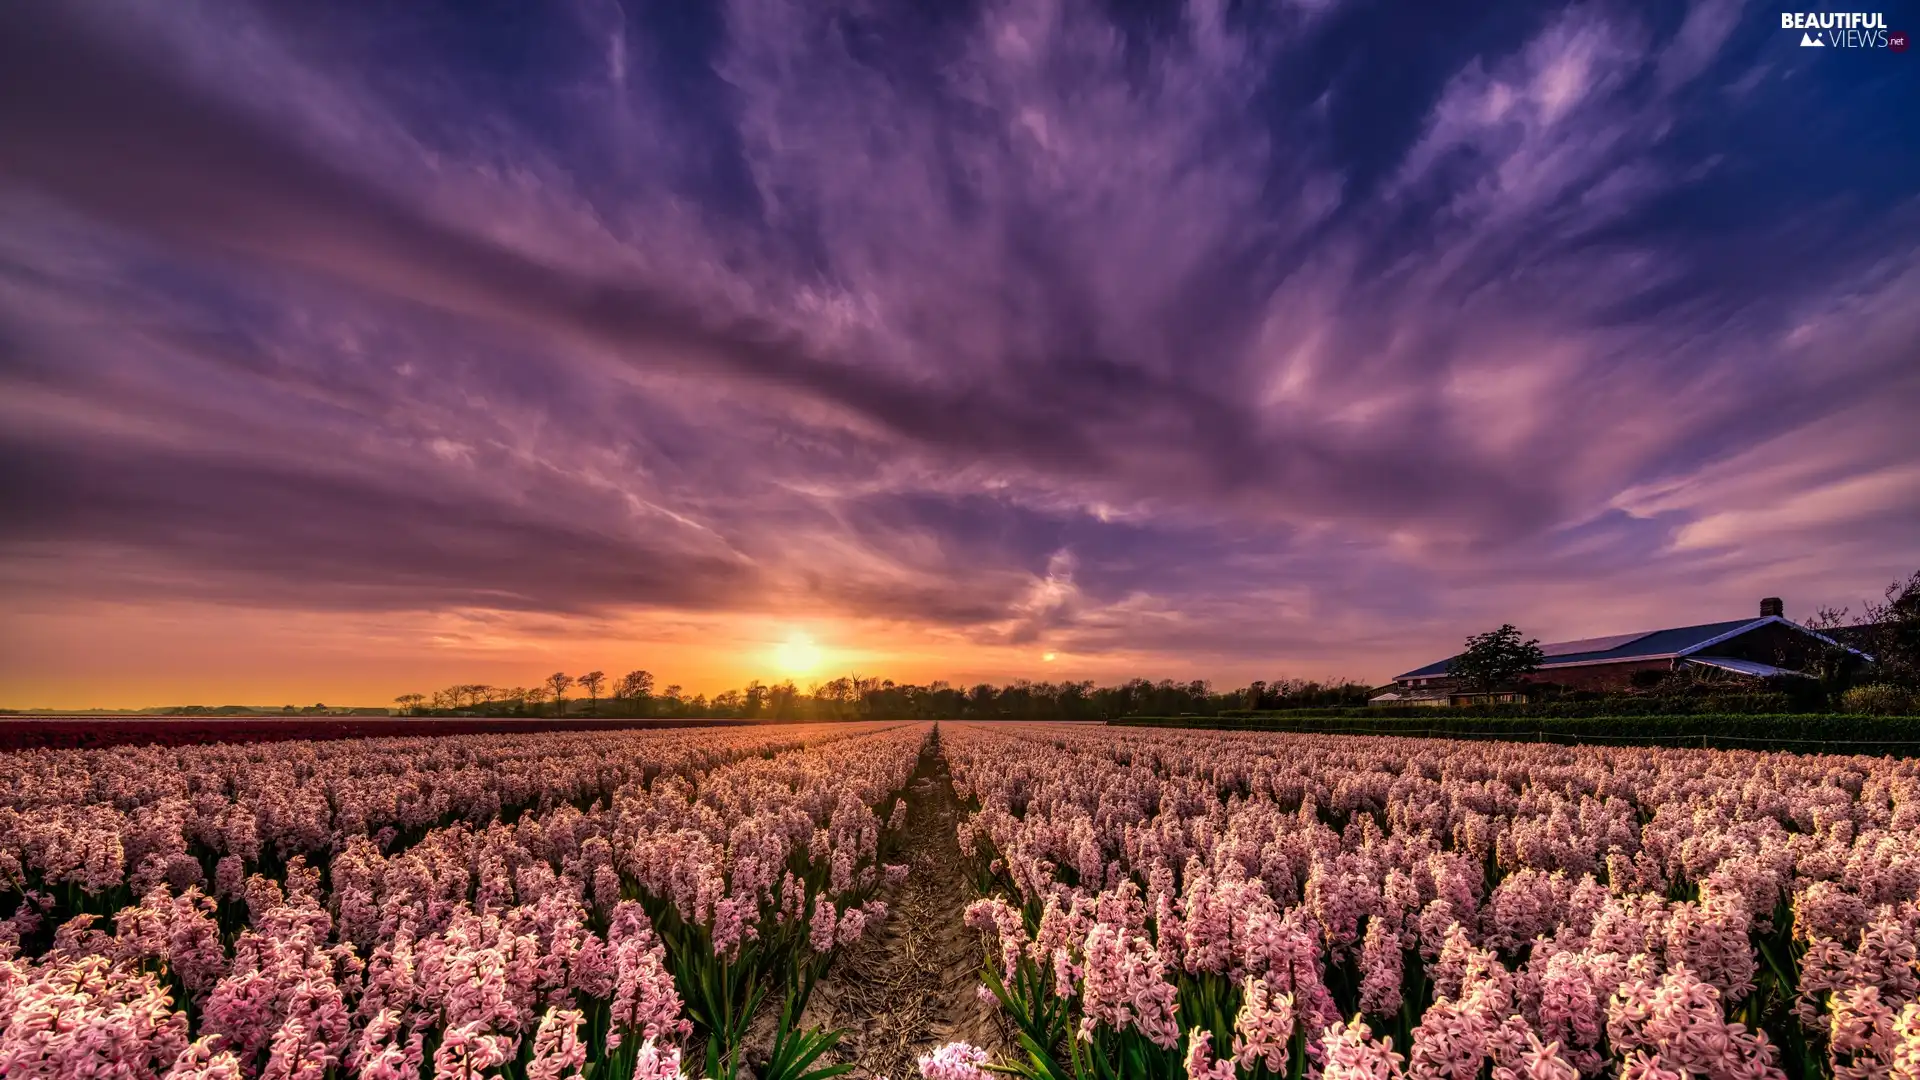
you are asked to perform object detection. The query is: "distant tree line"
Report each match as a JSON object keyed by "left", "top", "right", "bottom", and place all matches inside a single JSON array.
[
  {"left": 382, "top": 571, "right": 1919, "bottom": 722},
  {"left": 391, "top": 672, "right": 1376, "bottom": 721}
]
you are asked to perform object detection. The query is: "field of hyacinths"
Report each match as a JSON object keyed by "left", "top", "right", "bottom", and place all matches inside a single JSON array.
[
  {"left": 3, "top": 722, "right": 1918, "bottom": 1080},
  {"left": 932, "top": 723, "right": 1920, "bottom": 1080},
  {"left": 0, "top": 722, "right": 923, "bottom": 1080}
]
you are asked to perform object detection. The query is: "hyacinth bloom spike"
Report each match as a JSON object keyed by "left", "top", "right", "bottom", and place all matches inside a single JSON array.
[
  {"left": 1321, "top": 1016, "right": 1407, "bottom": 1079},
  {"left": 919, "top": 1040, "right": 991, "bottom": 1080}
]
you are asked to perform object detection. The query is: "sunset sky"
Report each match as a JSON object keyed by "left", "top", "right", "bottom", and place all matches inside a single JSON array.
[{"left": 1, "top": 1, "right": 1916, "bottom": 708}]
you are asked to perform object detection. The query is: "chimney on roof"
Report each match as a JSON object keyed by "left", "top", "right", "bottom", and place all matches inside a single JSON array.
[{"left": 1760, "top": 597, "right": 1784, "bottom": 618}]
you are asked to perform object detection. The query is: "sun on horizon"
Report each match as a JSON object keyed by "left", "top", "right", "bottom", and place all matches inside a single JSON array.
[{"left": 772, "top": 632, "right": 825, "bottom": 679}]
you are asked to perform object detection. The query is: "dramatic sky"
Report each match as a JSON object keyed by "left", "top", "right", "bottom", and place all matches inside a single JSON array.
[{"left": 2, "top": 0, "right": 1916, "bottom": 707}]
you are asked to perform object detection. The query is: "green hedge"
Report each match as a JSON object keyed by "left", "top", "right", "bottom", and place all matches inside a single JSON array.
[{"left": 1111, "top": 713, "right": 1920, "bottom": 756}]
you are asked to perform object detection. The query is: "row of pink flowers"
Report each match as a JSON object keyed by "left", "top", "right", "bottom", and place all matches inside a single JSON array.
[
  {"left": 939, "top": 722, "right": 1920, "bottom": 1080},
  {"left": 1, "top": 722, "right": 931, "bottom": 1079},
  {"left": 0, "top": 724, "right": 913, "bottom": 900}
]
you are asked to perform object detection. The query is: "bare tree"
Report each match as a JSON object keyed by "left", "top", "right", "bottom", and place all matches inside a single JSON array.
[
  {"left": 545, "top": 672, "right": 573, "bottom": 717},
  {"left": 579, "top": 671, "right": 606, "bottom": 715},
  {"left": 393, "top": 693, "right": 425, "bottom": 715},
  {"left": 1861, "top": 570, "right": 1920, "bottom": 689}
]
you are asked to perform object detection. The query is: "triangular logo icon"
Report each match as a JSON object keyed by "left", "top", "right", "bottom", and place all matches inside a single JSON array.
[{"left": 1801, "top": 31, "right": 1824, "bottom": 46}]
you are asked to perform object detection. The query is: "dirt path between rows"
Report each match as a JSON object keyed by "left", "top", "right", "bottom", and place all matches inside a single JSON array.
[{"left": 796, "top": 727, "right": 1014, "bottom": 1078}]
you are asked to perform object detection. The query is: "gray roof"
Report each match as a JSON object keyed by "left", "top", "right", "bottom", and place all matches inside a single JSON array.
[
  {"left": 1393, "top": 615, "right": 1857, "bottom": 681},
  {"left": 1683, "top": 657, "right": 1811, "bottom": 679}
]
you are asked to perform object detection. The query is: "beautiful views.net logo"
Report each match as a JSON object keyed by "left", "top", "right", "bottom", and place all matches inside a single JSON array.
[{"left": 1781, "top": 11, "right": 1907, "bottom": 48}]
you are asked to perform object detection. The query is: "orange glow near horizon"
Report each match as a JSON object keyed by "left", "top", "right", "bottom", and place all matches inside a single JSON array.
[{"left": 5, "top": 598, "right": 1329, "bottom": 710}]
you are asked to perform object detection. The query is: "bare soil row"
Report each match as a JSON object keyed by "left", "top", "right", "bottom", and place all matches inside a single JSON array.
[{"left": 763, "top": 734, "right": 1010, "bottom": 1079}]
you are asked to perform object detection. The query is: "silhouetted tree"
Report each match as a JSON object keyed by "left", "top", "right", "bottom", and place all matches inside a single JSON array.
[
  {"left": 614, "top": 670, "right": 654, "bottom": 714},
  {"left": 658, "top": 684, "right": 684, "bottom": 717},
  {"left": 1862, "top": 570, "right": 1920, "bottom": 689},
  {"left": 1451, "top": 624, "right": 1545, "bottom": 693},
  {"left": 579, "top": 671, "right": 605, "bottom": 715},
  {"left": 1803, "top": 606, "right": 1868, "bottom": 701},
  {"left": 545, "top": 672, "right": 573, "bottom": 717},
  {"left": 815, "top": 676, "right": 854, "bottom": 720},
  {"left": 1811, "top": 571, "right": 1918, "bottom": 688},
  {"left": 769, "top": 680, "right": 800, "bottom": 720}
]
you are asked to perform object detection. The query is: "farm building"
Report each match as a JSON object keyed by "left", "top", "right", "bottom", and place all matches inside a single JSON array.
[{"left": 1383, "top": 597, "right": 1870, "bottom": 701}]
